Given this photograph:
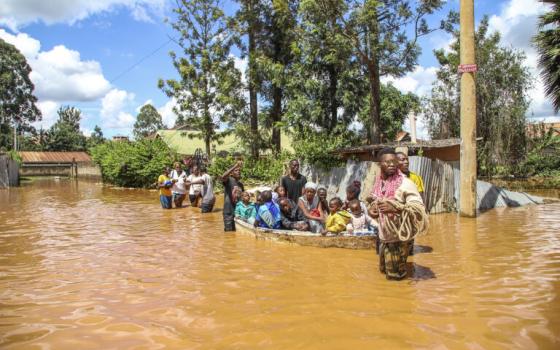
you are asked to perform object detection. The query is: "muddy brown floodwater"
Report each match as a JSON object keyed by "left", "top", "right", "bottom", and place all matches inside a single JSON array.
[{"left": 1, "top": 179, "right": 559, "bottom": 349}]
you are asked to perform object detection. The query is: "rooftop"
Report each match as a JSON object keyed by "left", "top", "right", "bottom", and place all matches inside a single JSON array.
[{"left": 19, "top": 152, "right": 92, "bottom": 163}]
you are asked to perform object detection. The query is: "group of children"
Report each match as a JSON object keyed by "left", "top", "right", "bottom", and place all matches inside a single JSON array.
[{"left": 234, "top": 182, "right": 378, "bottom": 236}]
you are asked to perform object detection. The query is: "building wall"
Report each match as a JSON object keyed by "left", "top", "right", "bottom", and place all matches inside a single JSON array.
[
  {"left": 0, "top": 156, "right": 19, "bottom": 187},
  {"left": 20, "top": 164, "right": 74, "bottom": 177},
  {"left": 78, "top": 162, "right": 102, "bottom": 179}
]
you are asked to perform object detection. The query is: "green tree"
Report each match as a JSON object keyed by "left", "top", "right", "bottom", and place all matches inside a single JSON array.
[
  {"left": 309, "top": 0, "right": 455, "bottom": 143},
  {"left": 159, "top": 0, "right": 245, "bottom": 158},
  {"left": 234, "top": 0, "right": 267, "bottom": 158},
  {"left": 87, "top": 125, "right": 105, "bottom": 149},
  {"left": 424, "top": 17, "right": 532, "bottom": 175},
  {"left": 44, "top": 106, "right": 87, "bottom": 151},
  {"left": 0, "top": 39, "right": 42, "bottom": 150},
  {"left": 133, "top": 104, "right": 163, "bottom": 139},
  {"left": 534, "top": 0, "right": 560, "bottom": 112}
]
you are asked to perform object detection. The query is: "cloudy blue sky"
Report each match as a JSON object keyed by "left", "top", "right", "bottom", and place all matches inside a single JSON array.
[{"left": 0, "top": 0, "right": 557, "bottom": 139}]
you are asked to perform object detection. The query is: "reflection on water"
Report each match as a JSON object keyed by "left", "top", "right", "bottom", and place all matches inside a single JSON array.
[{"left": 1, "top": 179, "right": 559, "bottom": 349}]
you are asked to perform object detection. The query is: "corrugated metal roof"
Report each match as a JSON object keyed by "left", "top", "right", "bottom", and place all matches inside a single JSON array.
[{"left": 19, "top": 152, "right": 92, "bottom": 163}]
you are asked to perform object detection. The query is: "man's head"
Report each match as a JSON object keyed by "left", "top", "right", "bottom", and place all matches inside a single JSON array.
[
  {"left": 163, "top": 167, "right": 170, "bottom": 175},
  {"left": 261, "top": 190, "right": 273, "bottom": 203},
  {"left": 329, "top": 197, "right": 343, "bottom": 213},
  {"left": 289, "top": 159, "right": 300, "bottom": 175},
  {"left": 279, "top": 197, "right": 293, "bottom": 213},
  {"left": 274, "top": 185, "right": 286, "bottom": 198},
  {"left": 346, "top": 184, "right": 360, "bottom": 201},
  {"left": 348, "top": 199, "right": 362, "bottom": 216},
  {"left": 377, "top": 147, "right": 397, "bottom": 178},
  {"left": 232, "top": 165, "right": 241, "bottom": 179},
  {"left": 396, "top": 152, "right": 409, "bottom": 174}
]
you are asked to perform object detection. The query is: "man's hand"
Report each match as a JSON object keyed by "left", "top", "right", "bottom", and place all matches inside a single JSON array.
[{"left": 378, "top": 200, "right": 397, "bottom": 214}]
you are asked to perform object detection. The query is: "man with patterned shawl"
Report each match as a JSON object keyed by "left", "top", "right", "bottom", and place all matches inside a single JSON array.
[{"left": 368, "top": 148, "right": 428, "bottom": 280}]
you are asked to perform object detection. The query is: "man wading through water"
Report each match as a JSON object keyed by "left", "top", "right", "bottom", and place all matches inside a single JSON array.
[
  {"left": 368, "top": 148, "right": 428, "bottom": 280},
  {"left": 281, "top": 159, "right": 307, "bottom": 204},
  {"left": 221, "top": 160, "right": 244, "bottom": 231}
]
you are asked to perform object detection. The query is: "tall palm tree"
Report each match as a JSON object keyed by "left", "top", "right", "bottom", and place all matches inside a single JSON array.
[{"left": 534, "top": 1, "right": 560, "bottom": 113}]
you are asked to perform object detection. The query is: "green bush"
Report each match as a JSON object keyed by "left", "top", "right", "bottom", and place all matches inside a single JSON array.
[
  {"left": 90, "top": 138, "right": 178, "bottom": 188},
  {"left": 292, "top": 132, "right": 348, "bottom": 170},
  {"left": 207, "top": 151, "right": 293, "bottom": 187}
]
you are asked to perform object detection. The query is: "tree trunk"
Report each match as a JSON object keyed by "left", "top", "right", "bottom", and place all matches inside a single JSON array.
[
  {"left": 368, "top": 60, "right": 381, "bottom": 144},
  {"left": 248, "top": 1, "right": 259, "bottom": 159},
  {"left": 271, "top": 85, "right": 282, "bottom": 154},
  {"left": 328, "top": 64, "right": 338, "bottom": 131}
]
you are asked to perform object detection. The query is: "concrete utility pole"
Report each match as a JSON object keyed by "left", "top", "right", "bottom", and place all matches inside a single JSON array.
[{"left": 459, "top": 0, "right": 477, "bottom": 217}]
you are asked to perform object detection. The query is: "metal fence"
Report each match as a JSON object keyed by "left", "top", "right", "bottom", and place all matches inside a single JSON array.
[{"left": 0, "top": 156, "right": 19, "bottom": 188}]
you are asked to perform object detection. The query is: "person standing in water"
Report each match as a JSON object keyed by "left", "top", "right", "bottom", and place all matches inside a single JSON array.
[
  {"left": 281, "top": 159, "right": 307, "bottom": 204},
  {"left": 220, "top": 160, "right": 244, "bottom": 231},
  {"left": 396, "top": 151, "right": 425, "bottom": 255},
  {"left": 369, "top": 148, "right": 427, "bottom": 280}
]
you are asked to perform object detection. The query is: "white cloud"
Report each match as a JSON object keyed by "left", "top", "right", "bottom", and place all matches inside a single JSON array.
[
  {"left": 0, "top": 0, "right": 166, "bottom": 30},
  {"left": 100, "top": 89, "right": 136, "bottom": 129},
  {"left": 35, "top": 100, "right": 59, "bottom": 129},
  {"left": 157, "top": 98, "right": 177, "bottom": 128},
  {"left": 381, "top": 66, "right": 438, "bottom": 97},
  {"left": 81, "top": 127, "right": 93, "bottom": 137},
  {"left": 487, "top": 0, "right": 556, "bottom": 119},
  {"left": 0, "top": 29, "right": 111, "bottom": 103}
]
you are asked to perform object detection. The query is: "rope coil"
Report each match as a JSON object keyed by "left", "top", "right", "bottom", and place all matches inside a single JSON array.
[{"left": 376, "top": 200, "right": 429, "bottom": 242}]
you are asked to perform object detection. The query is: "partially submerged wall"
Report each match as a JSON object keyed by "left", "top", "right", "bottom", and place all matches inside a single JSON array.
[
  {"left": 0, "top": 156, "right": 19, "bottom": 188},
  {"left": 303, "top": 156, "right": 543, "bottom": 214}
]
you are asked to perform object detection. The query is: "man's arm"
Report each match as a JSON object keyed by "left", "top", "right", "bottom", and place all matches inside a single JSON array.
[
  {"left": 280, "top": 214, "right": 295, "bottom": 229},
  {"left": 220, "top": 160, "right": 242, "bottom": 183}
]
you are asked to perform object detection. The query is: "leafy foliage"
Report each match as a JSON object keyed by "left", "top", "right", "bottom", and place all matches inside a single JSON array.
[
  {"left": 43, "top": 106, "right": 87, "bottom": 151},
  {"left": 159, "top": 0, "right": 245, "bottom": 157},
  {"left": 90, "top": 138, "right": 178, "bottom": 188},
  {"left": 87, "top": 125, "right": 105, "bottom": 149},
  {"left": 424, "top": 17, "right": 532, "bottom": 175},
  {"left": 133, "top": 104, "right": 163, "bottom": 139},
  {"left": 534, "top": 0, "right": 560, "bottom": 113},
  {"left": 0, "top": 39, "right": 42, "bottom": 150}
]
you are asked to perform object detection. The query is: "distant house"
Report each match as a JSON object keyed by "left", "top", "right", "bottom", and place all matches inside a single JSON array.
[
  {"left": 112, "top": 135, "right": 129, "bottom": 142},
  {"left": 335, "top": 138, "right": 461, "bottom": 162},
  {"left": 153, "top": 129, "right": 295, "bottom": 156},
  {"left": 526, "top": 122, "right": 560, "bottom": 139}
]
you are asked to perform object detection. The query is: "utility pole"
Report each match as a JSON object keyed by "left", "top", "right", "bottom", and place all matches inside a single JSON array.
[{"left": 459, "top": 0, "right": 477, "bottom": 217}]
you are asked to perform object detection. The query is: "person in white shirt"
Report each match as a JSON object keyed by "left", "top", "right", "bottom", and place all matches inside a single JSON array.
[
  {"left": 188, "top": 165, "right": 215, "bottom": 213},
  {"left": 169, "top": 162, "right": 188, "bottom": 208},
  {"left": 186, "top": 164, "right": 205, "bottom": 207}
]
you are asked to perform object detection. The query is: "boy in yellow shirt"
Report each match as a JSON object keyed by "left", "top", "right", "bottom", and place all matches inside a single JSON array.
[
  {"left": 323, "top": 197, "right": 352, "bottom": 235},
  {"left": 158, "top": 167, "right": 173, "bottom": 209}
]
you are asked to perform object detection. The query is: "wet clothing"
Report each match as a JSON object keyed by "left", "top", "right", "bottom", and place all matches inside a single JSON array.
[
  {"left": 281, "top": 174, "right": 307, "bottom": 204},
  {"left": 170, "top": 170, "right": 188, "bottom": 195},
  {"left": 200, "top": 174, "right": 215, "bottom": 213},
  {"left": 298, "top": 195, "right": 324, "bottom": 233},
  {"left": 280, "top": 201, "right": 308, "bottom": 230},
  {"left": 325, "top": 210, "right": 352, "bottom": 234},
  {"left": 255, "top": 201, "right": 282, "bottom": 229},
  {"left": 160, "top": 194, "right": 172, "bottom": 209},
  {"left": 158, "top": 175, "right": 172, "bottom": 197},
  {"left": 235, "top": 201, "right": 256, "bottom": 225},
  {"left": 379, "top": 241, "right": 411, "bottom": 280},
  {"left": 223, "top": 177, "right": 244, "bottom": 231}
]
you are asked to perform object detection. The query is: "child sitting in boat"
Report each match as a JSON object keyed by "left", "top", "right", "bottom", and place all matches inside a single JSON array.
[
  {"left": 346, "top": 199, "right": 377, "bottom": 236},
  {"left": 235, "top": 191, "right": 257, "bottom": 225},
  {"left": 255, "top": 190, "right": 282, "bottom": 229},
  {"left": 273, "top": 185, "right": 287, "bottom": 205},
  {"left": 323, "top": 197, "right": 352, "bottom": 235},
  {"left": 342, "top": 184, "right": 367, "bottom": 214}
]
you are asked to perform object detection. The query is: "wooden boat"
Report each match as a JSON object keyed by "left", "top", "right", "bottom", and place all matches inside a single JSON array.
[{"left": 234, "top": 218, "right": 376, "bottom": 249}]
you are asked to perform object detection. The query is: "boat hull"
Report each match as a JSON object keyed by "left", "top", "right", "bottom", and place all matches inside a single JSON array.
[{"left": 234, "top": 219, "right": 376, "bottom": 249}]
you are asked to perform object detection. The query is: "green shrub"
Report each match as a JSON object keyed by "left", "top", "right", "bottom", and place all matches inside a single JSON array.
[
  {"left": 207, "top": 151, "right": 293, "bottom": 187},
  {"left": 292, "top": 132, "right": 348, "bottom": 170},
  {"left": 90, "top": 138, "right": 178, "bottom": 188}
]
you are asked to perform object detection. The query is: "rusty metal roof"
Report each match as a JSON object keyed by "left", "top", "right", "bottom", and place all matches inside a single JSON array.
[
  {"left": 19, "top": 152, "right": 92, "bottom": 163},
  {"left": 335, "top": 138, "right": 461, "bottom": 154}
]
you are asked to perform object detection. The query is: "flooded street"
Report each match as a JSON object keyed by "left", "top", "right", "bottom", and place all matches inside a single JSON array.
[{"left": 1, "top": 179, "right": 559, "bottom": 349}]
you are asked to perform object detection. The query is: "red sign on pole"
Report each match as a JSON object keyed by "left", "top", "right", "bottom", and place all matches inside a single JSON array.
[{"left": 458, "top": 64, "right": 478, "bottom": 73}]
